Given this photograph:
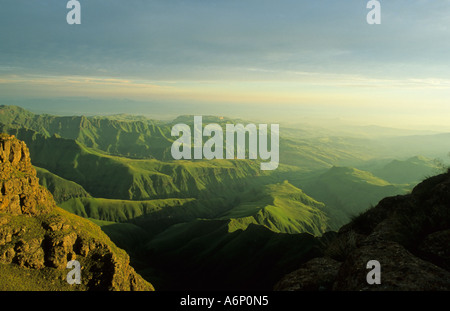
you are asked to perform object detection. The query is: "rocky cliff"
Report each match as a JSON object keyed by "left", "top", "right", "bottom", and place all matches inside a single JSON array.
[
  {"left": 275, "top": 169, "right": 450, "bottom": 291},
  {"left": 0, "top": 134, "right": 154, "bottom": 291}
]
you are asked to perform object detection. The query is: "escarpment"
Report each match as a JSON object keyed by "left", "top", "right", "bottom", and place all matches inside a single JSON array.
[
  {"left": 0, "top": 134, "right": 154, "bottom": 291},
  {"left": 275, "top": 169, "right": 450, "bottom": 291}
]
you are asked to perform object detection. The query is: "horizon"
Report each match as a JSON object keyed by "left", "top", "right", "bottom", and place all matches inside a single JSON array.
[
  {"left": 1, "top": 1, "right": 450, "bottom": 131},
  {"left": 4, "top": 104, "right": 450, "bottom": 138},
  {"left": 2, "top": 1, "right": 450, "bottom": 296}
]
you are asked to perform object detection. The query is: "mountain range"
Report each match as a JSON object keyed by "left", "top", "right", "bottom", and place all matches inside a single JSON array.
[
  {"left": 0, "top": 104, "right": 448, "bottom": 290},
  {"left": 275, "top": 168, "right": 450, "bottom": 290}
]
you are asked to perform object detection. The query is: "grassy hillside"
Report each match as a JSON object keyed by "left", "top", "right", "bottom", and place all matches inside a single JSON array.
[
  {"left": 301, "top": 166, "right": 407, "bottom": 229},
  {"left": 1, "top": 126, "right": 268, "bottom": 201},
  {"left": 76, "top": 180, "right": 330, "bottom": 290},
  {"left": 0, "top": 105, "right": 173, "bottom": 160},
  {"left": 3, "top": 105, "right": 447, "bottom": 291},
  {"left": 59, "top": 196, "right": 226, "bottom": 239},
  {"left": 371, "top": 155, "right": 443, "bottom": 185},
  {"left": 58, "top": 180, "right": 329, "bottom": 238},
  {"left": 60, "top": 197, "right": 194, "bottom": 222},
  {"left": 0, "top": 206, "right": 155, "bottom": 291},
  {"left": 35, "top": 166, "right": 91, "bottom": 203},
  {"left": 221, "top": 181, "right": 328, "bottom": 235},
  {"left": 144, "top": 220, "right": 328, "bottom": 290},
  {"left": 0, "top": 105, "right": 404, "bottom": 172},
  {"left": 279, "top": 135, "right": 376, "bottom": 170}
]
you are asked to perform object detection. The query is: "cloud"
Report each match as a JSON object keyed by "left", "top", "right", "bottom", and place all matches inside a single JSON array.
[
  {"left": 0, "top": 0, "right": 449, "bottom": 82},
  {"left": 0, "top": 0, "right": 449, "bottom": 130}
]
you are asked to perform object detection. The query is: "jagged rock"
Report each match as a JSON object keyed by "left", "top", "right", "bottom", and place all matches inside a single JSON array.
[
  {"left": 323, "top": 230, "right": 365, "bottom": 262},
  {"left": 74, "top": 236, "right": 97, "bottom": 257},
  {"left": 0, "top": 246, "right": 15, "bottom": 263},
  {"left": 45, "top": 232, "right": 78, "bottom": 269},
  {"left": 418, "top": 229, "right": 450, "bottom": 271},
  {"left": 0, "top": 134, "right": 55, "bottom": 215},
  {"left": 0, "top": 227, "right": 13, "bottom": 246},
  {"left": 43, "top": 215, "right": 71, "bottom": 232},
  {"left": 0, "top": 224, "right": 23, "bottom": 246},
  {"left": 14, "top": 238, "right": 45, "bottom": 269},
  {"left": 274, "top": 257, "right": 341, "bottom": 291},
  {"left": 0, "top": 215, "right": 10, "bottom": 226},
  {"left": 275, "top": 170, "right": 450, "bottom": 291},
  {"left": 333, "top": 241, "right": 450, "bottom": 291},
  {"left": 0, "top": 134, "right": 154, "bottom": 291}
]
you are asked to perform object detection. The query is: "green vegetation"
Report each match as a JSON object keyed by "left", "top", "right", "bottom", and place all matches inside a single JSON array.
[
  {"left": 0, "top": 264, "right": 79, "bottom": 291},
  {"left": 2, "top": 104, "right": 448, "bottom": 290},
  {"left": 144, "top": 221, "right": 324, "bottom": 290},
  {"left": 301, "top": 166, "right": 408, "bottom": 229},
  {"left": 370, "top": 155, "right": 445, "bottom": 184},
  {"left": 0, "top": 207, "right": 153, "bottom": 291},
  {"left": 35, "top": 166, "right": 91, "bottom": 203},
  {"left": 223, "top": 181, "right": 328, "bottom": 235},
  {"left": 60, "top": 197, "right": 196, "bottom": 223}
]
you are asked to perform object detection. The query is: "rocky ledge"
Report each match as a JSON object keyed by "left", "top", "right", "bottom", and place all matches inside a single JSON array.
[
  {"left": 275, "top": 169, "right": 450, "bottom": 291},
  {"left": 0, "top": 134, "right": 154, "bottom": 291}
]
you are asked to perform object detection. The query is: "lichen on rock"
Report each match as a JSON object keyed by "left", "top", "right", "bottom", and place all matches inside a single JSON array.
[
  {"left": 0, "top": 134, "right": 154, "bottom": 291},
  {"left": 275, "top": 169, "right": 450, "bottom": 291}
]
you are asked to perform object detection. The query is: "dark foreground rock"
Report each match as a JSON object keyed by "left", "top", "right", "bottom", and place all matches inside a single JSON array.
[{"left": 275, "top": 169, "right": 450, "bottom": 291}]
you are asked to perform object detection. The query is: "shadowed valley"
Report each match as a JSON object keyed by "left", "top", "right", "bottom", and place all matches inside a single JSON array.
[{"left": 1, "top": 105, "right": 448, "bottom": 290}]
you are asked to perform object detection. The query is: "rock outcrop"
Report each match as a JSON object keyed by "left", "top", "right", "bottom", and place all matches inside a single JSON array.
[
  {"left": 0, "top": 134, "right": 154, "bottom": 291},
  {"left": 0, "top": 134, "right": 55, "bottom": 215},
  {"left": 275, "top": 169, "right": 450, "bottom": 291}
]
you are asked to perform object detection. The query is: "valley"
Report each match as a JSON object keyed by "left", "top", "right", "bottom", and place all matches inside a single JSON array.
[{"left": 1, "top": 104, "right": 448, "bottom": 290}]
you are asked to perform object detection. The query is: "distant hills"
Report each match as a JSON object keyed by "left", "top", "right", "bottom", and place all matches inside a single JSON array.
[
  {"left": 35, "top": 166, "right": 91, "bottom": 203},
  {"left": 221, "top": 181, "right": 328, "bottom": 235},
  {"left": 275, "top": 168, "right": 450, "bottom": 291},
  {"left": 0, "top": 104, "right": 173, "bottom": 160},
  {"left": 371, "top": 155, "right": 443, "bottom": 185},
  {"left": 301, "top": 166, "right": 408, "bottom": 229},
  {"left": 1, "top": 104, "right": 448, "bottom": 290}
]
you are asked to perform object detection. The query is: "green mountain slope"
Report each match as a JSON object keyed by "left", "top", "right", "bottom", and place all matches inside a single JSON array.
[
  {"left": 35, "top": 166, "right": 91, "bottom": 204},
  {"left": 60, "top": 180, "right": 329, "bottom": 239},
  {"left": 371, "top": 155, "right": 443, "bottom": 185},
  {"left": 1, "top": 126, "right": 266, "bottom": 201},
  {"left": 0, "top": 105, "right": 401, "bottom": 172},
  {"left": 60, "top": 196, "right": 222, "bottom": 239},
  {"left": 279, "top": 135, "right": 376, "bottom": 170},
  {"left": 5, "top": 105, "right": 446, "bottom": 291},
  {"left": 275, "top": 169, "right": 450, "bottom": 291},
  {"left": 0, "top": 134, "right": 154, "bottom": 291},
  {"left": 144, "top": 220, "right": 329, "bottom": 290},
  {"left": 0, "top": 105, "right": 173, "bottom": 160},
  {"left": 302, "top": 166, "right": 407, "bottom": 229},
  {"left": 221, "top": 181, "right": 328, "bottom": 235},
  {"left": 90, "top": 180, "right": 330, "bottom": 290}
]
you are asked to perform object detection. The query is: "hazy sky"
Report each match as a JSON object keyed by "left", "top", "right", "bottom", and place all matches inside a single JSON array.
[{"left": 1, "top": 0, "right": 450, "bottom": 128}]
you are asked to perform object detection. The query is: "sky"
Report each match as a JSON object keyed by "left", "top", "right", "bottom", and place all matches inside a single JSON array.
[{"left": 1, "top": 0, "right": 450, "bottom": 129}]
